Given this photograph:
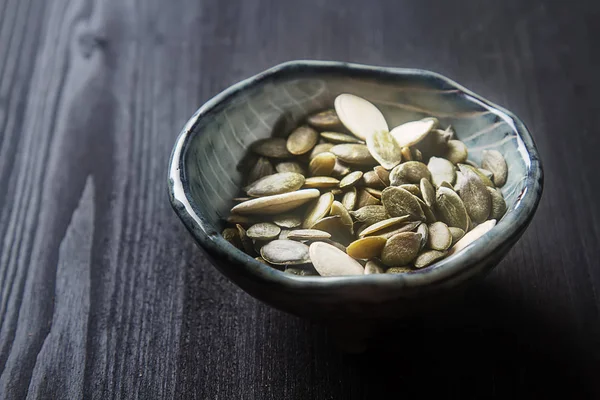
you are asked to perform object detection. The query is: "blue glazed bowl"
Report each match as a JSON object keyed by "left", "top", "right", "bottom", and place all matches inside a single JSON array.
[{"left": 168, "top": 61, "right": 543, "bottom": 321}]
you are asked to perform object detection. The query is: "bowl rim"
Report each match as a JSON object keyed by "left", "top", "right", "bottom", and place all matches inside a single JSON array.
[{"left": 168, "top": 60, "right": 543, "bottom": 291}]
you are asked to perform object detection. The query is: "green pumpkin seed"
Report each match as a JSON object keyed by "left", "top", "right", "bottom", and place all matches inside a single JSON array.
[
  {"left": 374, "top": 166, "right": 391, "bottom": 186},
  {"left": 273, "top": 214, "right": 303, "bottom": 228},
  {"left": 236, "top": 224, "right": 256, "bottom": 255},
  {"left": 481, "top": 150, "right": 508, "bottom": 187},
  {"left": 428, "top": 156, "right": 456, "bottom": 186},
  {"left": 362, "top": 171, "right": 386, "bottom": 189},
  {"left": 364, "top": 260, "right": 385, "bottom": 274},
  {"left": 416, "top": 197, "right": 437, "bottom": 223},
  {"left": 342, "top": 187, "right": 357, "bottom": 211},
  {"left": 443, "top": 140, "right": 468, "bottom": 164},
  {"left": 366, "top": 129, "right": 403, "bottom": 170},
  {"left": 414, "top": 250, "right": 447, "bottom": 269},
  {"left": 435, "top": 186, "right": 469, "bottom": 231},
  {"left": 309, "top": 241, "right": 365, "bottom": 276},
  {"left": 260, "top": 240, "right": 311, "bottom": 265},
  {"left": 246, "top": 157, "right": 275, "bottom": 185},
  {"left": 364, "top": 187, "right": 382, "bottom": 199},
  {"left": 245, "top": 172, "right": 305, "bottom": 197},
  {"left": 350, "top": 205, "right": 389, "bottom": 226},
  {"left": 276, "top": 161, "right": 306, "bottom": 175},
  {"left": 389, "top": 161, "right": 431, "bottom": 185},
  {"left": 448, "top": 227, "right": 465, "bottom": 246},
  {"left": 309, "top": 152, "right": 336, "bottom": 176},
  {"left": 455, "top": 166, "right": 491, "bottom": 224},
  {"left": 330, "top": 144, "right": 378, "bottom": 166},
  {"left": 231, "top": 189, "right": 320, "bottom": 215},
  {"left": 448, "top": 219, "right": 496, "bottom": 255},
  {"left": 303, "top": 192, "right": 335, "bottom": 228},
  {"left": 420, "top": 178, "right": 436, "bottom": 208},
  {"left": 381, "top": 186, "right": 425, "bottom": 221},
  {"left": 346, "top": 236, "right": 387, "bottom": 259},
  {"left": 251, "top": 138, "right": 293, "bottom": 158},
  {"left": 426, "top": 222, "right": 452, "bottom": 251},
  {"left": 390, "top": 117, "right": 438, "bottom": 147},
  {"left": 339, "top": 171, "right": 363, "bottom": 188},
  {"left": 334, "top": 94, "right": 389, "bottom": 141},
  {"left": 366, "top": 221, "right": 421, "bottom": 240},
  {"left": 386, "top": 266, "right": 414, "bottom": 274},
  {"left": 330, "top": 200, "right": 354, "bottom": 233},
  {"left": 358, "top": 216, "right": 412, "bottom": 237},
  {"left": 356, "top": 188, "right": 381, "bottom": 208},
  {"left": 320, "top": 131, "right": 364, "bottom": 144},
  {"left": 487, "top": 186, "right": 507, "bottom": 220},
  {"left": 222, "top": 228, "right": 242, "bottom": 249},
  {"left": 303, "top": 176, "right": 340, "bottom": 189},
  {"left": 399, "top": 184, "right": 421, "bottom": 198},
  {"left": 458, "top": 164, "right": 494, "bottom": 187},
  {"left": 287, "top": 229, "right": 332, "bottom": 240},
  {"left": 307, "top": 109, "right": 342, "bottom": 130},
  {"left": 286, "top": 125, "right": 319, "bottom": 155},
  {"left": 247, "top": 222, "right": 281, "bottom": 240},
  {"left": 416, "top": 223, "right": 428, "bottom": 250},
  {"left": 309, "top": 143, "right": 335, "bottom": 160},
  {"left": 381, "top": 232, "right": 422, "bottom": 267}
]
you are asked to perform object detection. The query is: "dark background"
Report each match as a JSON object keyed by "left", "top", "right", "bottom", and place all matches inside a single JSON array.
[{"left": 1, "top": 0, "right": 599, "bottom": 398}]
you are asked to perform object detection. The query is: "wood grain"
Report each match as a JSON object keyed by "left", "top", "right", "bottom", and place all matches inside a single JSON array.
[{"left": 0, "top": 0, "right": 599, "bottom": 398}]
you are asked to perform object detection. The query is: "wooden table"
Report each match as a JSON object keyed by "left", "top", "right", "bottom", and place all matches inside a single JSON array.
[{"left": 1, "top": 0, "right": 599, "bottom": 398}]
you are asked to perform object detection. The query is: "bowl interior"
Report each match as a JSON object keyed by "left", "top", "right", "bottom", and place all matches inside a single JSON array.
[{"left": 182, "top": 67, "right": 530, "bottom": 231}]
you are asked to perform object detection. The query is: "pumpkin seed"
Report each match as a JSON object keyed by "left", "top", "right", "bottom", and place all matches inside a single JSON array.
[
  {"left": 339, "top": 171, "right": 363, "bottom": 188},
  {"left": 440, "top": 181, "right": 455, "bottom": 190},
  {"left": 309, "top": 152, "right": 336, "bottom": 176},
  {"left": 307, "top": 109, "right": 342, "bottom": 130},
  {"left": 287, "top": 229, "right": 332, "bottom": 240},
  {"left": 231, "top": 189, "right": 320, "bottom": 215},
  {"left": 414, "top": 250, "right": 447, "bottom": 269},
  {"left": 334, "top": 93, "right": 388, "bottom": 140},
  {"left": 455, "top": 165, "right": 491, "bottom": 224},
  {"left": 414, "top": 128, "right": 450, "bottom": 160},
  {"left": 330, "top": 144, "right": 378, "bottom": 166},
  {"left": 366, "top": 221, "right": 421, "bottom": 240},
  {"left": 420, "top": 178, "right": 436, "bottom": 208},
  {"left": 366, "top": 129, "right": 403, "bottom": 170},
  {"left": 331, "top": 160, "right": 352, "bottom": 178},
  {"left": 246, "top": 157, "right": 275, "bottom": 185},
  {"left": 245, "top": 172, "right": 305, "bottom": 197},
  {"left": 309, "top": 241, "right": 365, "bottom": 276},
  {"left": 236, "top": 224, "right": 256, "bottom": 255},
  {"left": 428, "top": 156, "right": 456, "bottom": 186},
  {"left": 251, "top": 138, "right": 293, "bottom": 158},
  {"left": 374, "top": 166, "right": 391, "bottom": 186},
  {"left": 416, "top": 197, "right": 437, "bottom": 223},
  {"left": 260, "top": 240, "right": 311, "bottom": 265},
  {"left": 443, "top": 140, "right": 468, "bottom": 164},
  {"left": 364, "top": 187, "right": 382, "bottom": 199},
  {"left": 381, "top": 186, "right": 425, "bottom": 221},
  {"left": 247, "top": 222, "right": 281, "bottom": 240},
  {"left": 273, "top": 214, "right": 303, "bottom": 228},
  {"left": 303, "top": 176, "right": 340, "bottom": 189},
  {"left": 350, "top": 205, "right": 389, "bottom": 226},
  {"left": 364, "top": 260, "right": 385, "bottom": 274},
  {"left": 361, "top": 171, "right": 386, "bottom": 189},
  {"left": 487, "top": 186, "right": 507, "bottom": 220},
  {"left": 340, "top": 187, "right": 356, "bottom": 210},
  {"left": 358, "top": 216, "right": 412, "bottom": 237},
  {"left": 356, "top": 188, "right": 381, "bottom": 208},
  {"left": 399, "top": 184, "right": 421, "bottom": 198},
  {"left": 276, "top": 161, "right": 306, "bottom": 175},
  {"left": 330, "top": 200, "right": 354, "bottom": 233},
  {"left": 286, "top": 125, "right": 319, "bottom": 155},
  {"left": 303, "top": 192, "right": 335, "bottom": 228},
  {"left": 448, "top": 227, "right": 465, "bottom": 245},
  {"left": 400, "top": 147, "right": 412, "bottom": 161},
  {"left": 381, "top": 232, "right": 422, "bottom": 267},
  {"left": 435, "top": 186, "right": 469, "bottom": 231},
  {"left": 346, "top": 236, "right": 387, "bottom": 259},
  {"left": 222, "top": 228, "right": 242, "bottom": 249},
  {"left": 458, "top": 164, "right": 494, "bottom": 187},
  {"left": 448, "top": 219, "right": 496, "bottom": 255},
  {"left": 386, "top": 266, "right": 414, "bottom": 274},
  {"left": 279, "top": 229, "right": 292, "bottom": 240},
  {"left": 309, "top": 143, "right": 335, "bottom": 160},
  {"left": 389, "top": 161, "right": 432, "bottom": 185},
  {"left": 320, "top": 131, "right": 364, "bottom": 144},
  {"left": 426, "top": 222, "right": 452, "bottom": 251},
  {"left": 481, "top": 150, "right": 508, "bottom": 187},
  {"left": 390, "top": 117, "right": 438, "bottom": 147},
  {"left": 416, "top": 223, "right": 428, "bottom": 250}
]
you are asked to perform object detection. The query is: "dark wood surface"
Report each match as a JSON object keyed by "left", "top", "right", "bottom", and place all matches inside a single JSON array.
[{"left": 1, "top": 0, "right": 599, "bottom": 398}]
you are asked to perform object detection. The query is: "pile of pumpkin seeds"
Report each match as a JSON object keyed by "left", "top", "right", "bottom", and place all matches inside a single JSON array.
[{"left": 222, "top": 94, "right": 508, "bottom": 276}]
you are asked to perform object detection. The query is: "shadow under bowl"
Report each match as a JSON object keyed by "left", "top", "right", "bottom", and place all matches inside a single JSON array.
[{"left": 168, "top": 60, "right": 543, "bottom": 321}]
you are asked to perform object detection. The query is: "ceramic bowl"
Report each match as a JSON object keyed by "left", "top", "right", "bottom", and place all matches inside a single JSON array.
[{"left": 168, "top": 60, "right": 543, "bottom": 321}]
